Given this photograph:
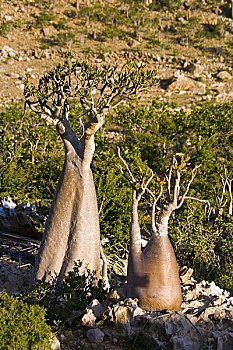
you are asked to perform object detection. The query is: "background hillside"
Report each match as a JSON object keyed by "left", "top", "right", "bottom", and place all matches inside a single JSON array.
[{"left": 0, "top": 0, "right": 233, "bottom": 106}]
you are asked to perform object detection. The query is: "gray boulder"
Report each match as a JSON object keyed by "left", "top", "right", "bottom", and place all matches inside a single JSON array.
[{"left": 86, "top": 328, "right": 105, "bottom": 343}]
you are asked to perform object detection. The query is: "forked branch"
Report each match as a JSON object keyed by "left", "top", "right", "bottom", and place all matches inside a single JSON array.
[
  {"left": 24, "top": 60, "right": 157, "bottom": 140},
  {"left": 117, "top": 146, "right": 154, "bottom": 202},
  {"left": 176, "top": 164, "right": 202, "bottom": 209}
]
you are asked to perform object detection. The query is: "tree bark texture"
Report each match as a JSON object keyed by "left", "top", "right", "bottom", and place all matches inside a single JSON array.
[
  {"left": 35, "top": 117, "right": 100, "bottom": 284},
  {"left": 127, "top": 205, "right": 182, "bottom": 311}
]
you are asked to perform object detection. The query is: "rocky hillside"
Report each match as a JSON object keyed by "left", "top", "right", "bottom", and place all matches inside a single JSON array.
[{"left": 0, "top": 0, "right": 233, "bottom": 108}]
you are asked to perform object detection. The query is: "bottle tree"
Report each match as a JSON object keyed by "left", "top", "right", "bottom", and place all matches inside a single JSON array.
[
  {"left": 24, "top": 59, "right": 156, "bottom": 285},
  {"left": 118, "top": 151, "right": 202, "bottom": 311}
]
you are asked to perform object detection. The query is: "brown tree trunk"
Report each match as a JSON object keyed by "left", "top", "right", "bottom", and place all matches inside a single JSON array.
[
  {"left": 127, "top": 202, "right": 182, "bottom": 311},
  {"left": 35, "top": 116, "right": 100, "bottom": 284},
  {"left": 136, "top": 233, "right": 182, "bottom": 311},
  {"left": 127, "top": 191, "right": 143, "bottom": 297}
]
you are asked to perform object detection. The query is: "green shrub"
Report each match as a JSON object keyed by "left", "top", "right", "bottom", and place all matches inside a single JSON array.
[
  {"left": 54, "top": 31, "right": 76, "bottom": 46},
  {"left": 35, "top": 11, "right": 56, "bottom": 28},
  {"left": 131, "top": 332, "right": 162, "bottom": 350},
  {"left": 23, "top": 261, "right": 106, "bottom": 327},
  {"left": 100, "top": 27, "right": 126, "bottom": 40},
  {"left": 0, "top": 20, "right": 14, "bottom": 37},
  {"left": 200, "top": 22, "right": 225, "bottom": 39},
  {"left": 0, "top": 104, "right": 63, "bottom": 211},
  {"left": 0, "top": 292, "right": 53, "bottom": 350},
  {"left": 149, "top": 0, "right": 184, "bottom": 10}
]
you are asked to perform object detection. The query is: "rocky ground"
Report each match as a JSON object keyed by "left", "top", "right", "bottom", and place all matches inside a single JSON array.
[
  {"left": 0, "top": 199, "right": 233, "bottom": 350},
  {"left": 0, "top": 0, "right": 233, "bottom": 109},
  {"left": 1, "top": 248, "right": 233, "bottom": 350}
]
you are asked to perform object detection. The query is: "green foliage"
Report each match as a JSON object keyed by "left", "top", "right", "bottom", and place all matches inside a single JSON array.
[
  {"left": 100, "top": 27, "right": 126, "bottom": 40},
  {"left": 0, "top": 20, "right": 14, "bottom": 37},
  {"left": 200, "top": 22, "right": 225, "bottom": 39},
  {"left": 0, "top": 292, "right": 53, "bottom": 350},
  {"left": 108, "top": 100, "right": 233, "bottom": 290},
  {"left": 151, "top": 0, "right": 184, "bottom": 10},
  {"left": 34, "top": 0, "right": 53, "bottom": 10},
  {"left": 35, "top": 11, "right": 56, "bottom": 28},
  {"left": 54, "top": 19, "right": 69, "bottom": 31},
  {"left": 54, "top": 31, "right": 76, "bottom": 47},
  {"left": 24, "top": 59, "right": 157, "bottom": 121},
  {"left": 78, "top": 1, "right": 149, "bottom": 41},
  {"left": 23, "top": 261, "right": 106, "bottom": 327},
  {"left": 130, "top": 332, "right": 162, "bottom": 350},
  {"left": 0, "top": 104, "right": 62, "bottom": 211}
]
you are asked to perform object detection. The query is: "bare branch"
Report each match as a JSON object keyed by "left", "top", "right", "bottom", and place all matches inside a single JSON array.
[
  {"left": 165, "top": 163, "right": 173, "bottom": 201},
  {"left": 142, "top": 168, "right": 154, "bottom": 191},
  {"left": 151, "top": 184, "right": 163, "bottom": 233},
  {"left": 226, "top": 178, "right": 233, "bottom": 215},
  {"left": 182, "top": 196, "right": 211, "bottom": 206},
  {"left": 117, "top": 147, "right": 136, "bottom": 186},
  {"left": 41, "top": 114, "right": 59, "bottom": 126},
  {"left": 176, "top": 164, "right": 202, "bottom": 209},
  {"left": 172, "top": 170, "right": 181, "bottom": 206}
]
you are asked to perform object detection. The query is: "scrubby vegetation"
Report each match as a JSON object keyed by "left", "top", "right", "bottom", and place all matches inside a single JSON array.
[
  {"left": 21, "top": 261, "right": 105, "bottom": 327},
  {"left": 0, "top": 292, "right": 53, "bottom": 350},
  {"left": 0, "top": 263, "right": 106, "bottom": 348},
  {"left": 1, "top": 99, "right": 233, "bottom": 292}
]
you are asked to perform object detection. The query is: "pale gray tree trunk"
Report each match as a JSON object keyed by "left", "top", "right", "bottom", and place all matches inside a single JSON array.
[{"left": 35, "top": 116, "right": 100, "bottom": 284}]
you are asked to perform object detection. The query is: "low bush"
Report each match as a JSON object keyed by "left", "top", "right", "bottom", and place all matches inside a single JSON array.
[
  {"left": 0, "top": 292, "right": 53, "bottom": 350},
  {"left": 22, "top": 261, "right": 106, "bottom": 327}
]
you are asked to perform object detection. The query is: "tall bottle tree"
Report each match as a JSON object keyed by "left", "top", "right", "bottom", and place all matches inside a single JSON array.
[{"left": 24, "top": 60, "right": 156, "bottom": 285}]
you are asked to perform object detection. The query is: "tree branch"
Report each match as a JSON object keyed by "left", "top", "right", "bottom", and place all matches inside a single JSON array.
[
  {"left": 117, "top": 147, "right": 136, "bottom": 187},
  {"left": 176, "top": 164, "right": 202, "bottom": 209}
]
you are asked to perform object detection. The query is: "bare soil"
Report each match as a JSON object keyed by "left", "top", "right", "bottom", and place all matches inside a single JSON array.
[{"left": 0, "top": 0, "right": 233, "bottom": 107}]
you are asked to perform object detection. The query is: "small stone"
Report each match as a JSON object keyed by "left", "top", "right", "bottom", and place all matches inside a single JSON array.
[
  {"left": 80, "top": 310, "right": 96, "bottom": 326},
  {"left": 167, "top": 75, "right": 206, "bottom": 95},
  {"left": 49, "top": 337, "right": 60, "bottom": 350},
  {"left": 184, "top": 63, "right": 204, "bottom": 78},
  {"left": 86, "top": 328, "right": 105, "bottom": 343},
  {"left": 88, "top": 299, "right": 106, "bottom": 319},
  {"left": 18, "top": 83, "right": 25, "bottom": 90},
  {"left": 107, "top": 289, "right": 122, "bottom": 301},
  {"left": 4, "top": 15, "right": 13, "bottom": 21},
  {"left": 113, "top": 305, "right": 130, "bottom": 325},
  {"left": 180, "top": 268, "right": 194, "bottom": 285},
  {"left": 216, "top": 71, "right": 232, "bottom": 81},
  {"left": 132, "top": 306, "right": 144, "bottom": 317}
]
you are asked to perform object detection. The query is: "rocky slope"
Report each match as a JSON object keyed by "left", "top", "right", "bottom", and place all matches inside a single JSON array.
[{"left": 0, "top": 0, "right": 233, "bottom": 108}]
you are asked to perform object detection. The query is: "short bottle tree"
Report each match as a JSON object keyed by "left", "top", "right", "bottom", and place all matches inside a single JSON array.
[{"left": 118, "top": 151, "right": 201, "bottom": 311}]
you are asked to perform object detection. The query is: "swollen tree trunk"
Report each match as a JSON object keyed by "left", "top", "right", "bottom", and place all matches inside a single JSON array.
[
  {"left": 120, "top": 152, "right": 200, "bottom": 311},
  {"left": 127, "top": 202, "right": 182, "bottom": 311},
  {"left": 35, "top": 116, "right": 100, "bottom": 284},
  {"left": 25, "top": 60, "right": 156, "bottom": 285}
]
